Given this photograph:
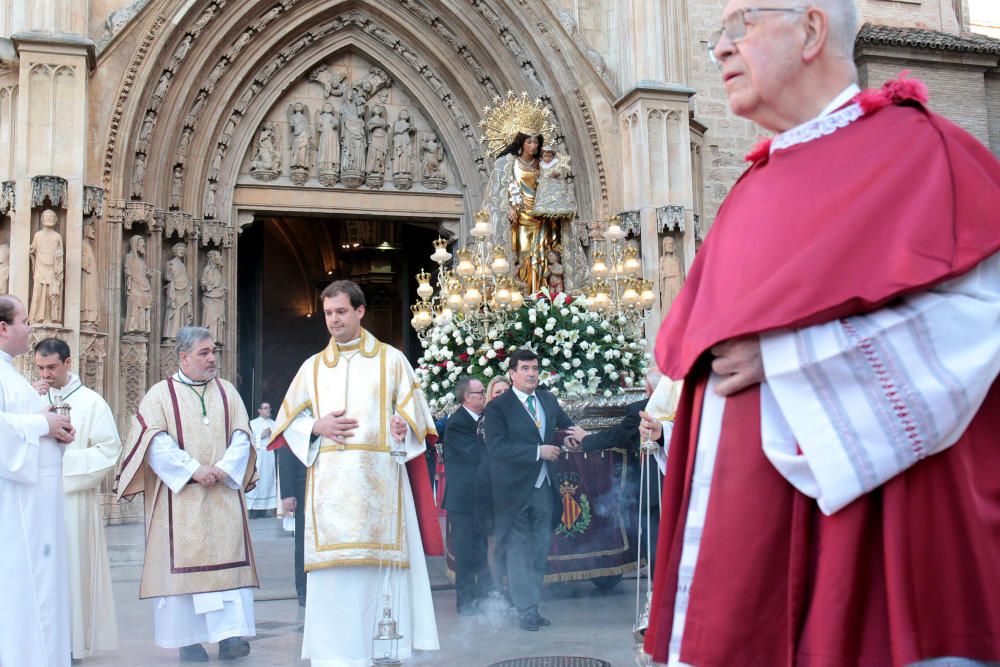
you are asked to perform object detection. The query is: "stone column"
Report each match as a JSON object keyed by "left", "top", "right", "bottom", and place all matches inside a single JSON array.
[
  {"left": 11, "top": 33, "right": 93, "bottom": 369},
  {"left": 614, "top": 83, "right": 697, "bottom": 347},
  {"left": 612, "top": 0, "right": 690, "bottom": 89}
]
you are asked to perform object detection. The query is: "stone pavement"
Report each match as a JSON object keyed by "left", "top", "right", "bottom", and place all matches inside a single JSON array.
[{"left": 85, "top": 517, "right": 643, "bottom": 666}]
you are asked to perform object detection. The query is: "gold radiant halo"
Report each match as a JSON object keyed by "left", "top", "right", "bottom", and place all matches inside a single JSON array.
[{"left": 478, "top": 91, "right": 558, "bottom": 158}]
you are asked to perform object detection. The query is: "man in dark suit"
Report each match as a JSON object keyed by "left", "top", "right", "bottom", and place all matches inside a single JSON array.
[
  {"left": 484, "top": 348, "right": 587, "bottom": 631},
  {"left": 277, "top": 446, "right": 307, "bottom": 606},
  {"left": 575, "top": 370, "right": 666, "bottom": 568},
  {"left": 443, "top": 376, "right": 490, "bottom": 615}
]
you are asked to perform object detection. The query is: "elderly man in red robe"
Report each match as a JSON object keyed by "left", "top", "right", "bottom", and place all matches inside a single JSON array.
[{"left": 640, "top": 0, "right": 1000, "bottom": 665}]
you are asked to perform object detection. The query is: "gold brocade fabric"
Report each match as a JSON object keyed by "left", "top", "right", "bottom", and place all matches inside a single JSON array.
[
  {"left": 512, "top": 160, "right": 557, "bottom": 292},
  {"left": 270, "top": 330, "right": 436, "bottom": 572},
  {"left": 116, "top": 378, "right": 258, "bottom": 599}
]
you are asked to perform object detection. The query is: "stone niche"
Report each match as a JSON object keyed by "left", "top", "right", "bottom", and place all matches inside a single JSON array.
[{"left": 238, "top": 52, "right": 455, "bottom": 193}]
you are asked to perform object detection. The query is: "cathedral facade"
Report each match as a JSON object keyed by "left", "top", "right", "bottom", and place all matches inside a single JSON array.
[{"left": 0, "top": 0, "right": 997, "bottom": 451}]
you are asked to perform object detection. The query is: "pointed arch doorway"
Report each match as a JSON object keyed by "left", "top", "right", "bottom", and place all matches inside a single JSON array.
[{"left": 235, "top": 213, "right": 444, "bottom": 410}]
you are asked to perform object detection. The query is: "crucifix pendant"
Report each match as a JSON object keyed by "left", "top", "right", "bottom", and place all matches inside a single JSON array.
[{"left": 202, "top": 416, "right": 210, "bottom": 426}]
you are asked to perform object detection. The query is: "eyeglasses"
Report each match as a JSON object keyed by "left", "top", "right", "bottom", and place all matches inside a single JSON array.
[
  {"left": 466, "top": 390, "right": 486, "bottom": 396},
  {"left": 708, "top": 7, "right": 807, "bottom": 65}
]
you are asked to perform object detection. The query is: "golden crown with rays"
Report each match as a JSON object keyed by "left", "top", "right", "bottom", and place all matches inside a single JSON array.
[{"left": 479, "top": 91, "right": 559, "bottom": 158}]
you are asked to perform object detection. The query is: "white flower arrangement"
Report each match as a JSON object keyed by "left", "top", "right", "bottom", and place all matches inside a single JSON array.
[{"left": 415, "top": 291, "right": 649, "bottom": 412}]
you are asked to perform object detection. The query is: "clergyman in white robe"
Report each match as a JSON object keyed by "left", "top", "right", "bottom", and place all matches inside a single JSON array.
[
  {"left": 0, "top": 349, "right": 71, "bottom": 666},
  {"left": 247, "top": 413, "right": 277, "bottom": 512},
  {"left": 48, "top": 372, "right": 122, "bottom": 659}
]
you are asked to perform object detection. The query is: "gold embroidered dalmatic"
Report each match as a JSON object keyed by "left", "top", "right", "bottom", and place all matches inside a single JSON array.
[
  {"left": 270, "top": 329, "right": 436, "bottom": 572},
  {"left": 116, "top": 377, "right": 258, "bottom": 599}
]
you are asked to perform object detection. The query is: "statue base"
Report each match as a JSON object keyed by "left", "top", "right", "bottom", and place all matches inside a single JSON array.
[
  {"left": 392, "top": 174, "right": 413, "bottom": 190},
  {"left": 318, "top": 168, "right": 339, "bottom": 187},
  {"left": 289, "top": 168, "right": 309, "bottom": 186},
  {"left": 423, "top": 176, "right": 446, "bottom": 190},
  {"left": 365, "top": 174, "right": 385, "bottom": 189},
  {"left": 250, "top": 169, "right": 280, "bottom": 182},
  {"left": 340, "top": 170, "right": 364, "bottom": 188}
]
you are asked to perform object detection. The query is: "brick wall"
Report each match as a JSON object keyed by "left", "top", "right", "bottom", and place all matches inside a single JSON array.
[
  {"left": 987, "top": 74, "right": 1000, "bottom": 155},
  {"left": 859, "top": 57, "right": 990, "bottom": 145}
]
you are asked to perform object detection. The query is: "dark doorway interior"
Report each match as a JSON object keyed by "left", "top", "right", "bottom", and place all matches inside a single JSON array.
[{"left": 237, "top": 215, "right": 441, "bottom": 410}]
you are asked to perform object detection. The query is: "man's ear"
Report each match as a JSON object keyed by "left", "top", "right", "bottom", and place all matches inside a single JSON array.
[{"left": 801, "top": 6, "right": 829, "bottom": 62}]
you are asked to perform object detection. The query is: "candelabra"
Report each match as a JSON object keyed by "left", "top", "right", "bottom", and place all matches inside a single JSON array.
[
  {"left": 410, "top": 210, "right": 525, "bottom": 343},
  {"left": 585, "top": 216, "right": 656, "bottom": 338}
]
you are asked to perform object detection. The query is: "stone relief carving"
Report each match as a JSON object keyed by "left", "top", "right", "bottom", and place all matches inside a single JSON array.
[
  {"left": 221, "top": 114, "right": 239, "bottom": 146},
  {"left": 168, "top": 35, "right": 194, "bottom": 73},
  {"left": 120, "top": 338, "right": 148, "bottom": 417},
  {"left": 0, "top": 244, "right": 9, "bottom": 295},
  {"left": 208, "top": 145, "right": 226, "bottom": 181},
  {"left": 29, "top": 210, "right": 64, "bottom": 325},
  {"left": 150, "top": 71, "right": 172, "bottom": 111},
  {"left": 234, "top": 82, "right": 262, "bottom": 115},
  {"left": 392, "top": 109, "right": 415, "bottom": 190},
  {"left": 205, "top": 59, "right": 229, "bottom": 93},
  {"left": 169, "top": 166, "right": 184, "bottom": 209},
  {"left": 421, "top": 133, "right": 447, "bottom": 190},
  {"left": 250, "top": 122, "right": 282, "bottom": 182},
  {"left": 123, "top": 234, "right": 152, "bottom": 334},
  {"left": 287, "top": 102, "right": 314, "bottom": 186},
  {"left": 176, "top": 128, "right": 194, "bottom": 163},
  {"left": 278, "top": 34, "right": 313, "bottom": 61},
  {"left": 308, "top": 64, "right": 347, "bottom": 98},
  {"left": 339, "top": 89, "right": 368, "bottom": 188},
  {"left": 200, "top": 250, "right": 226, "bottom": 342},
  {"left": 131, "top": 154, "right": 145, "bottom": 199},
  {"left": 84, "top": 186, "right": 104, "bottom": 218},
  {"left": 316, "top": 105, "right": 340, "bottom": 186},
  {"left": 96, "top": 0, "right": 155, "bottom": 53},
  {"left": 656, "top": 205, "right": 685, "bottom": 234},
  {"left": 191, "top": 4, "right": 218, "bottom": 36},
  {"left": 659, "top": 236, "right": 683, "bottom": 309},
  {"left": 0, "top": 181, "right": 13, "bottom": 214},
  {"left": 165, "top": 211, "right": 195, "bottom": 239},
  {"left": 162, "top": 243, "right": 193, "bottom": 340},
  {"left": 255, "top": 56, "right": 283, "bottom": 87},
  {"left": 136, "top": 110, "right": 156, "bottom": 154},
  {"left": 199, "top": 220, "right": 232, "bottom": 248},
  {"left": 252, "top": 6, "right": 282, "bottom": 33},
  {"left": 353, "top": 67, "right": 393, "bottom": 102},
  {"left": 102, "top": 12, "right": 167, "bottom": 189},
  {"left": 79, "top": 334, "right": 106, "bottom": 393},
  {"left": 225, "top": 31, "right": 254, "bottom": 62},
  {"left": 81, "top": 222, "right": 100, "bottom": 327},
  {"left": 31, "top": 176, "right": 68, "bottom": 209},
  {"left": 575, "top": 91, "right": 608, "bottom": 207},
  {"left": 618, "top": 210, "right": 641, "bottom": 237},
  {"left": 183, "top": 91, "right": 209, "bottom": 128},
  {"left": 204, "top": 181, "right": 218, "bottom": 219},
  {"left": 365, "top": 103, "right": 390, "bottom": 189}
]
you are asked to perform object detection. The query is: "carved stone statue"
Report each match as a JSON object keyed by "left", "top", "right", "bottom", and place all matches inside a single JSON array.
[
  {"left": 200, "top": 250, "right": 226, "bottom": 342},
  {"left": 208, "top": 146, "right": 225, "bottom": 181},
  {"left": 204, "top": 181, "right": 217, "bottom": 219},
  {"left": 250, "top": 122, "right": 281, "bottom": 182},
  {"left": 124, "top": 235, "right": 152, "bottom": 334},
  {"left": 391, "top": 109, "right": 415, "bottom": 190},
  {"left": 177, "top": 128, "right": 193, "bottom": 163},
  {"left": 316, "top": 104, "right": 340, "bottom": 187},
  {"left": 150, "top": 71, "right": 172, "bottom": 110},
  {"left": 136, "top": 110, "right": 156, "bottom": 154},
  {"left": 421, "top": 132, "right": 446, "bottom": 190},
  {"left": 183, "top": 91, "right": 208, "bottom": 128},
  {"left": 131, "top": 153, "right": 145, "bottom": 199},
  {"left": 0, "top": 243, "right": 9, "bottom": 295},
  {"left": 169, "top": 166, "right": 184, "bottom": 209},
  {"left": 168, "top": 34, "right": 193, "bottom": 72},
  {"left": 81, "top": 222, "right": 99, "bottom": 326},
  {"left": 365, "top": 103, "right": 390, "bottom": 189},
  {"left": 162, "top": 243, "right": 192, "bottom": 340},
  {"left": 29, "top": 210, "right": 64, "bottom": 324},
  {"left": 339, "top": 88, "right": 368, "bottom": 188},
  {"left": 308, "top": 64, "right": 347, "bottom": 98},
  {"left": 659, "top": 236, "right": 683, "bottom": 309},
  {"left": 287, "top": 102, "right": 313, "bottom": 185}
]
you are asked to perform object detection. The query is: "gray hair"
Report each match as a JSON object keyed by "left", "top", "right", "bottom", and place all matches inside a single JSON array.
[
  {"left": 175, "top": 326, "right": 213, "bottom": 360},
  {"left": 645, "top": 367, "right": 664, "bottom": 389},
  {"left": 814, "top": 0, "right": 859, "bottom": 59}
]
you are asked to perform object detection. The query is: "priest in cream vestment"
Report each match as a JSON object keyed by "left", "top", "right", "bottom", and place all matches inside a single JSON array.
[
  {"left": 269, "top": 281, "right": 442, "bottom": 667},
  {"left": 34, "top": 337, "right": 121, "bottom": 660},
  {"left": 116, "top": 326, "right": 258, "bottom": 662},
  {"left": 0, "top": 296, "right": 75, "bottom": 667}
]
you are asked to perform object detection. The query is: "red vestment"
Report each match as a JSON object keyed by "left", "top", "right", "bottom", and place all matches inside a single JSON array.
[{"left": 646, "top": 81, "right": 1000, "bottom": 666}]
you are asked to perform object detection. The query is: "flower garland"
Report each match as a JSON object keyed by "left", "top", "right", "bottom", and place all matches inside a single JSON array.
[{"left": 416, "top": 291, "right": 649, "bottom": 413}]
